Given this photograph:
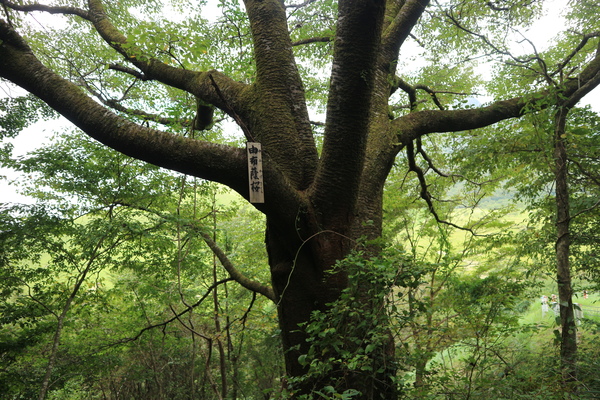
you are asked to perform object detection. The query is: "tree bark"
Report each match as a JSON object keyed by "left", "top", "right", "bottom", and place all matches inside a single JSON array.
[
  {"left": 553, "top": 106, "right": 577, "bottom": 385},
  {"left": 266, "top": 200, "right": 398, "bottom": 398},
  {"left": 2, "top": 1, "right": 600, "bottom": 398}
]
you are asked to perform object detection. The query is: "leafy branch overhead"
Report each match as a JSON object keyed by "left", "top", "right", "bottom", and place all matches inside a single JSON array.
[
  {"left": 0, "top": 1, "right": 597, "bottom": 221},
  {"left": 1, "top": 0, "right": 600, "bottom": 397}
]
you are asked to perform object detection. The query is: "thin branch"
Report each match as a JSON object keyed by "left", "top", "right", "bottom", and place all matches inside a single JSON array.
[
  {"left": 169, "top": 304, "right": 213, "bottom": 341},
  {"left": 401, "top": 313, "right": 460, "bottom": 342},
  {"left": 21, "top": 280, "right": 58, "bottom": 318},
  {"left": 406, "top": 140, "right": 482, "bottom": 235},
  {"left": 440, "top": 1, "right": 553, "bottom": 84},
  {"left": 239, "top": 291, "right": 256, "bottom": 326},
  {"left": 200, "top": 231, "right": 276, "bottom": 301},
  {"left": 414, "top": 85, "right": 447, "bottom": 110},
  {"left": 390, "top": 99, "right": 428, "bottom": 112},
  {"left": 485, "top": 1, "right": 510, "bottom": 12},
  {"left": 391, "top": 76, "right": 418, "bottom": 110},
  {"left": 218, "top": 291, "right": 257, "bottom": 335},
  {"left": 1, "top": 2, "right": 13, "bottom": 26},
  {"left": 567, "top": 157, "right": 600, "bottom": 221},
  {"left": 554, "top": 31, "right": 600, "bottom": 78},
  {"left": 111, "top": 200, "right": 274, "bottom": 301},
  {"left": 569, "top": 157, "right": 600, "bottom": 187},
  {"left": 103, "top": 98, "right": 191, "bottom": 127},
  {"left": 391, "top": 75, "right": 474, "bottom": 111},
  {"left": 79, "top": 77, "right": 190, "bottom": 127},
  {"left": 408, "top": 33, "right": 425, "bottom": 49},
  {"left": 285, "top": 0, "right": 318, "bottom": 9},
  {"left": 57, "top": 48, "right": 181, "bottom": 127},
  {"left": 111, "top": 278, "right": 234, "bottom": 346},
  {"left": 413, "top": 137, "right": 497, "bottom": 187},
  {"left": 415, "top": 137, "right": 448, "bottom": 177},
  {"left": 208, "top": 73, "right": 254, "bottom": 141},
  {"left": 570, "top": 198, "right": 600, "bottom": 221},
  {"left": 563, "top": 69, "right": 600, "bottom": 109},
  {"left": 516, "top": 35, "right": 552, "bottom": 85}
]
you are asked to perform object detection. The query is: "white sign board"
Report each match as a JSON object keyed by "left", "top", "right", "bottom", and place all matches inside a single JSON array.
[{"left": 246, "top": 142, "right": 264, "bottom": 203}]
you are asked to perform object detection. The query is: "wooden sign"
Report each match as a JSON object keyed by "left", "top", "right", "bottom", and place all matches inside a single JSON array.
[{"left": 246, "top": 142, "right": 264, "bottom": 203}]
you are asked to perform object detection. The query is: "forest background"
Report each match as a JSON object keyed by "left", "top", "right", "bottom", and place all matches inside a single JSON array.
[{"left": 1, "top": 0, "right": 600, "bottom": 399}]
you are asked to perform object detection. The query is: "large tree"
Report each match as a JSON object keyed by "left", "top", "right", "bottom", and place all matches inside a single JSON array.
[{"left": 1, "top": 0, "right": 599, "bottom": 397}]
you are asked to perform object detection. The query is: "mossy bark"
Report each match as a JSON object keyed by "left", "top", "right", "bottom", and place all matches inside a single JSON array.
[{"left": 3, "top": 0, "right": 600, "bottom": 398}]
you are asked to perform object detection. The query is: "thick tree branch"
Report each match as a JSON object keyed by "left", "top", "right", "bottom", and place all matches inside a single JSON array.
[
  {"left": 350, "top": 1, "right": 431, "bottom": 226},
  {"left": 382, "top": 0, "right": 430, "bottom": 62},
  {"left": 292, "top": 36, "right": 332, "bottom": 46},
  {"left": 86, "top": 0, "right": 195, "bottom": 85},
  {"left": 4, "top": 22, "right": 311, "bottom": 229},
  {"left": 0, "top": 0, "right": 90, "bottom": 19},
  {"left": 84, "top": 0, "right": 254, "bottom": 134},
  {"left": 4, "top": 21, "right": 309, "bottom": 229},
  {"left": 0, "top": 19, "right": 246, "bottom": 191},
  {"left": 311, "top": 0, "right": 386, "bottom": 226},
  {"left": 242, "top": 0, "right": 318, "bottom": 190},
  {"left": 1, "top": 0, "right": 250, "bottom": 125},
  {"left": 394, "top": 45, "right": 600, "bottom": 144},
  {"left": 394, "top": 96, "right": 526, "bottom": 144},
  {"left": 243, "top": 0, "right": 305, "bottom": 94}
]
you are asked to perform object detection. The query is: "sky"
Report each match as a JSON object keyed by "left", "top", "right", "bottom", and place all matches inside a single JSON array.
[{"left": 1, "top": 0, "right": 599, "bottom": 204}]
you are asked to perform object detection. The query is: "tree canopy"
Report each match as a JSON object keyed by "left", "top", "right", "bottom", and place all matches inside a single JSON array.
[{"left": 1, "top": 0, "right": 600, "bottom": 398}]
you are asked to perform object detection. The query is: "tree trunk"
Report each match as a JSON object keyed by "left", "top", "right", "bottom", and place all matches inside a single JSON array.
[
  {"left": 3, "top": 1, "right": 600, "bottom": 398},
  {"left": 554, "top": 106, "right": 577, "bottom": 385},
  {"left": 266, "top": 191, "right": 398, "bottom": 398}
]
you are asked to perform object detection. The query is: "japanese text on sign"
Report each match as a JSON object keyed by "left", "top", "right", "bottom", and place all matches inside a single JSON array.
[{"left": 246, "top": 142, "right": 264, "bottom": 203}]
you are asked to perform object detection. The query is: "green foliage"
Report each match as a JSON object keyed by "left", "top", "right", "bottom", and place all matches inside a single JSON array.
[
  {"left": 0, "top": 128, "right": 280, "bottom": 399},
  {"left": 0, "top": 92, "right": 56, "bottom": 140},
  {"left": 288, "top": 246, "right": 406, "bottom": 399},
  {"left": 1, "top": 1, "right": 600, "bottom": 398},
  {"left": 0, "top": 92, "right": 57, "bottom": 168}
]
